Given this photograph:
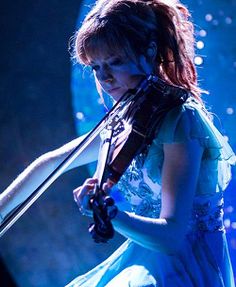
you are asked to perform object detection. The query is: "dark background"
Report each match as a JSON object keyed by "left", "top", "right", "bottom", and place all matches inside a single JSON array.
[
  {"left": 0, "top": 1, "right": 124, "bottom": 286},
  {"left": 0, "top": 0, "right": 235, "bottom": 286}
]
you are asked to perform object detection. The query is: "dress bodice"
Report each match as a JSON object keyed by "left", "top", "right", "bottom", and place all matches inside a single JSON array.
[{"left": 110, "top": 98, "right": 235, "bottom": 232}]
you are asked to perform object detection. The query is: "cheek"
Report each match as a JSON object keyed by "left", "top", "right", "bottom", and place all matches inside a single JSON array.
[
  {"left": 116, "top": 67, "right": 142, "bottom": 85},
  {"left": 123, "top": 65, "right": 141, "bottom": 76}
]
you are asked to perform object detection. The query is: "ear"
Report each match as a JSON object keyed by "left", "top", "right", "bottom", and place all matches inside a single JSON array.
[{"left": 146, "top": 41, "right": 157, "bottom": 60}]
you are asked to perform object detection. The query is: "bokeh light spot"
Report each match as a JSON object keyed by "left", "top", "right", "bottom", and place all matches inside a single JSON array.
[
  {"left": 196, "top": 41, "right": 205, "bottom": 49},
  {"left": 231, "top": 222, "right": 236, "bottom": 229},
  {"left": 199, "top": 29, "right": 207, "bottom": 37},
  {"left": 194, "top": 56, "right": 203, "bottom": 65},
  {"left": 225, "top": 17, "right": 232, "bottom": 24},
  {"left": 76, "top": 112, "right": 85, "bottom": 121},
  {"left": 224, "top": 219, "right": 231, "bottom": 228},
  {"left": 212, "top": 19, "right": 219, "bottom": 26},
  {"left": 225, "top": 205, "right": 234, "bottom": 213},
  {"left": 205, "top": 14, "right": 213, "bottom": 21},
  {"left": 226, "top": 107, "right": 234, "bottom": 115}
]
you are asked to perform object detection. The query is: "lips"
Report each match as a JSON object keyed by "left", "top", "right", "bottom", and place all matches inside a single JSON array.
[
  {"left": 107, "top": 87, "right": 120, "bottom": 93},
  {"left": 107, "top": 87, "right": 121, "bottom": 94}
]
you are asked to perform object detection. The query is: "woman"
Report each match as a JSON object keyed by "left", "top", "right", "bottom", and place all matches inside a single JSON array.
[
  {"left": 68, "top": 0, "right": 236, "bottom": 286},
  {"left": 0, "top": 0, "right": 235, "bottom": 286}
]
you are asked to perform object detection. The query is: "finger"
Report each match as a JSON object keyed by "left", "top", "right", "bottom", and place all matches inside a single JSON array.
[
  {"left": 75, "top": 191, "right": 93, "bottom": 216},
  {"left": 85, "top": 178, "right": 98, "bottom": 184},
  {"left": 74, "top": 178, "right": 98, "bottom": 195},
  {"left": 73, "top": 183, "right": 96, "bottom": 198},
  {"left": 106, "top": 179, "right": 114, "bottom": 188},
  {"left": 73, "top": 178, "right": 97, "bottom": 192},
  {"left": 73, "top": 189, "right": 90, "bottom": 203},
  {"left": 73, "top": 178, "right": 98, "bottom": 206},
  {"left": 102, "top": 182, "right": 109, "bottom": 192},
  {"left": 102, "top": 179, "right": 114, "bottom": 192},
  {"left": 73, "top": 184, "right": 97, "bottom": 205},
  {"left": 73, "top": 183, "right": 95, "bottom": 193},
  {"left": 73, "top": 177, "right": 98, "bottom": 192}
]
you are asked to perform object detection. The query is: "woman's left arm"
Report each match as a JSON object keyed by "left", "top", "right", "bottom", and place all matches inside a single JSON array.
[{"left": 112, "top": 139, "right": 204, "bottom": 253}]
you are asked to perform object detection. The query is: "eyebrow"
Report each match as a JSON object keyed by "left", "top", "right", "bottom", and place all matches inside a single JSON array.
[{"left": 89, "top": 54, "right": 117, "bottom": 65}]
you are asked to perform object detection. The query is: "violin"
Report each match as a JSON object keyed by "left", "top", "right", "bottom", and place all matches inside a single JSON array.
[{"left": 87, "top": 75, "right": 190, "bottom": 243}]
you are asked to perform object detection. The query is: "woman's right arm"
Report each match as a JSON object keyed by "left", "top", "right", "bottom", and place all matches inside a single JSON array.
[{"left": 0, "top": 133, "right": 100, "bottom": 222}]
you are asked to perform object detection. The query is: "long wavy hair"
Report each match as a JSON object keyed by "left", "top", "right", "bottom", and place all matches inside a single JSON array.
[{"left": 72, "top": 0, "right": 205, "bottom": 102}]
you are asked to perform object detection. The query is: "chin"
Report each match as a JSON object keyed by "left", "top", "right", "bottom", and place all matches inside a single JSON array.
[
  {"left": 109, "top": 89, "right": 125, "bottom": 101},
  {"left": 111, "top": 95, "right": 122, "bottom": 102}
]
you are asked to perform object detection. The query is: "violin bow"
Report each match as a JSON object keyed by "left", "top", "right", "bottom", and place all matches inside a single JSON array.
[
  {"left": 0, "top": 84, "right": 134, "bottom": 238},
  {"left": 0, "top": 75, "right": 163, "bottom": 238}
]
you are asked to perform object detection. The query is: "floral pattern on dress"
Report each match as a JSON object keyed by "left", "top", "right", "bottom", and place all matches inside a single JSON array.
[
  {"left": 117, "top": 153, "right": 162, "bottom": 218},
  {"left": 133, "top": 197, "right": 161, "bottom": 218},
  {"left": 189, "top": 192, "right": 225, "bottom": 233}
]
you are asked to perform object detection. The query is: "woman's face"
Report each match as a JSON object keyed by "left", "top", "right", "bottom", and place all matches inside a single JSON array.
[{"left": 89, "top": 53, "right": 154, "bottom": 101}]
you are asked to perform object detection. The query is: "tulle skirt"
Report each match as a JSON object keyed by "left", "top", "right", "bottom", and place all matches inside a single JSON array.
[{"left": 66, "top": 231, "right": 235, "bottom": 287}]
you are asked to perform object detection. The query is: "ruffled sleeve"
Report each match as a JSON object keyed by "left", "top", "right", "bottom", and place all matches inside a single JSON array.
[
  {"left": 154, "top": 98, "right": 235, "bottom": 163},
  {"left": 147, "top": 98, "right": 236, "bottom": 191}
]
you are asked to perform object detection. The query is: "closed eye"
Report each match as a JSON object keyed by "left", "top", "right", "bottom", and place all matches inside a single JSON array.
[{"left": 109, "top": 58, "right": 123, "bottom": 66}]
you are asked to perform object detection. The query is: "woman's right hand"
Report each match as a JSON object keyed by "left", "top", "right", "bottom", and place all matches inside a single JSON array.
[{"left": 73, "top": 178, "right": 98, "bottom": 217}]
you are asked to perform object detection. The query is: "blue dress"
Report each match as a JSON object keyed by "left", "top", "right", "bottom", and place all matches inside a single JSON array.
[{"left": 66, "top": 98, "right": 235, "bottom": 287}]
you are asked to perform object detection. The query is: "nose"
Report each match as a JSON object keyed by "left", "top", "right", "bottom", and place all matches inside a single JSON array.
[{"left": 98, "top": 65, "right": 113, "bottom": 84}]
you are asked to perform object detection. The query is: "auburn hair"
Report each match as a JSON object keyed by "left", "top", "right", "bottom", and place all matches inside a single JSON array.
[{"left": 72, "top": 0, "right": 205, "bottom": 101}]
